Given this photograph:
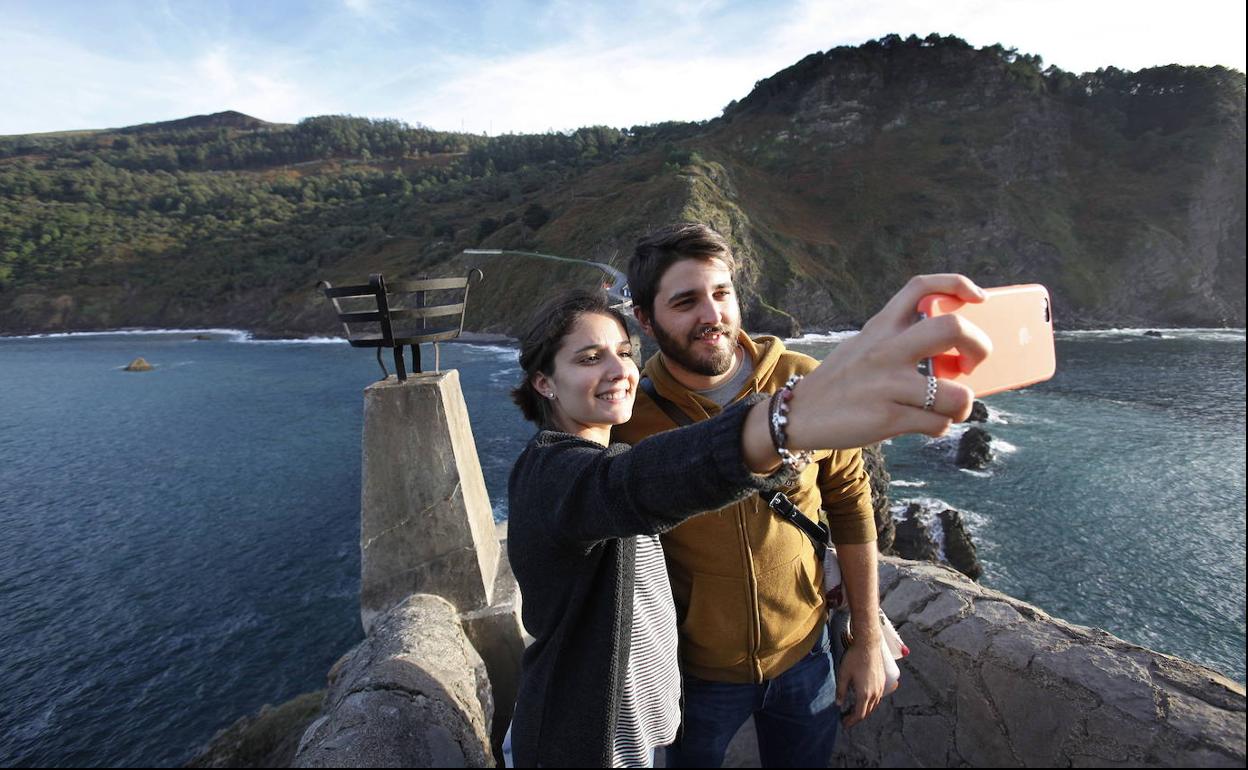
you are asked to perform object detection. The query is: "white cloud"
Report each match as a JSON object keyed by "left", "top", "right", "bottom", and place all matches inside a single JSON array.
[
  {"left": 1, "top": 0, "right": 1242, "bottom": 135},
  {"left": 0, "top": 25, "right": 317, "bottom": 133},
  {"left": 397, "top": 0, "right": 1245, "bottom": 134}
]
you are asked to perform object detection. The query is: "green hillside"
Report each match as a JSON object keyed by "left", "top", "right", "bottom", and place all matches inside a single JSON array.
[{"left": 1, "top": 35, "right": 1243, "bottom": 336}]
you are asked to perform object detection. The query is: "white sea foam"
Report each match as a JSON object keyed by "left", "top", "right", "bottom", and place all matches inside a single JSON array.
[
  {"left": 4, "top": 327, "right": 250, "bottom": 340},
  {"left": 922, "top": 423, "right": 968, "bottom": 457},
  {"left": 994, "top": 439, "right": 1019, "bottom": 454},
  {"left": 236, "top": 336, "right": 345, "bottom": 345},
  {"left": 890, "top": 479, "right": 927, "bottom": 488},
  {"left": 1058, "top": 328, "right": 1245, "bottom": 343},
  {"left": 460, "top": 343, "right": 519, "bottom": 360},
  {"left": 892, "top": 496, "right": 991, "bottom": 532},
  {"left": 985, "top": 405, "right": 1012, "bottom": 424},
  {"left": 959, "top": 468, "right": 993, "bottom": 478},
  {"left": 489, "top": 366, "right": 522, "bottom": 386},
  {"left": 783, "top": 330, "right": 859, "bottom": 345}
]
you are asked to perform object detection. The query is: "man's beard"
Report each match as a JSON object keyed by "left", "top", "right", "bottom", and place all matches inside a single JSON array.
[{"left": 650, "top": 318, "right": 739, "bottom": 377}]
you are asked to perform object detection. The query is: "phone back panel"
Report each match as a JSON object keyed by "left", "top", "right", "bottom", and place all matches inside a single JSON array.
[{"left": 919, "top": 284, "right": 1056, "bottom": 398}]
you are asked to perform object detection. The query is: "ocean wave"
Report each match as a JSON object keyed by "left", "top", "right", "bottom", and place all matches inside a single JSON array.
[
  {"left": 890, "top": 479, "right": 927, "bottom": 488},
  {"left": 922, "top": 423, "right": 968, "bottom": 455},
  {"left": 236, "top": 335, "right": 345, "bottom": 345},
  {"left": 892, "top": 496, "right": 990, "bottom": 531},
  {"left": 959, "top": 468, "right": 993, "bottom": 478},
  {"left": 3, "top": 327, "right": 251, "bottom": 340},
  {"left": 459, "top": 342, "right": 519, "bottom": 358},
  {"left": 784, "top": 330, "right": 859, "bottom": 345},
  {"left": 993, "top": 439, "right": 1019, "bottom": 454},
  {"left": 1058, "top": 328, "right": 1245, "bottom": 343},
  {"left": 985, "top": 405, "right": 1012, "bottom": 424},
  {"left": 489, "top": 366, "right": 522, "bottom": 386}
]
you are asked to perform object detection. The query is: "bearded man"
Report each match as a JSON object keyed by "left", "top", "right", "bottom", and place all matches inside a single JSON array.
[{"left": 612, "top": 223, "right": 885, "bottom": 767}]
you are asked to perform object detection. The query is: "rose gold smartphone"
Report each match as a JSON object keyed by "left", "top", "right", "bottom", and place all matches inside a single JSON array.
[{"left": 917, "top": 284, "right": 1056, "bottom": 397}]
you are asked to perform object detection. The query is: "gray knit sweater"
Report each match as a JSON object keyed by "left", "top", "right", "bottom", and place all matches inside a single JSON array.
[{"left": 506, "top": 395, "right": 795, "bottom": 767}]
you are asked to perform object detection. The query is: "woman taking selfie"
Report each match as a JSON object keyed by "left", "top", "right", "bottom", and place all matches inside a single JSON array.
[{"left": 505, "top": 276, "right": 989, "bottom": 768}]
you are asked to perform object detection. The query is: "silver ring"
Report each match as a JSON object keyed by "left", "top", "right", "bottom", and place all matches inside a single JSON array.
[{"left": 923, "top": 376, "right": 938, "bottom": 411}]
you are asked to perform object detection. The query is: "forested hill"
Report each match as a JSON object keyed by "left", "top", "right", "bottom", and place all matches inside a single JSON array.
[{"left": 1, "top": 34, "right": 1243, "bottom": 337}]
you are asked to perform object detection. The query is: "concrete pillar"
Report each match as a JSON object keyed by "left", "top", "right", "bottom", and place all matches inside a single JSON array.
[
  {"left": 360, "top": 370, "right": 499, "bottom": 633},
  {"left": 462, "top": 521, "right": 528, "bottom": 762}
]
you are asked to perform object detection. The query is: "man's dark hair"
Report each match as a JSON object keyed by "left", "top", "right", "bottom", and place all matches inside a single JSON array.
[
  {"left": 628, "top": 223, "right": 736, "bottom": 318},
  {"left": 511, "top": 289, "right": 629, "bottom": 428}
]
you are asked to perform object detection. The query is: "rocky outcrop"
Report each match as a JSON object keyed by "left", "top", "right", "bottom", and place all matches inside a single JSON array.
[
  {"left": 123, "top": 357, "right": 153, "bottom": 371},
  {"left": 956, "top": 426, "right": 993, "bottom": 469},
  {"left": 892, "top": 503, "right": 941, "bottom": 563},
  {"left": 861, "top": 443, "right": 894, "bottom": 552},
  {"left": 293, "top": 594, "right": 494, "bottom": 768},
  {"left": 965, "top": 400, "right": 989, "bottom": 422},
  {"left": 185, "top": 692, "right": 324, "bottom": 768},
  {"left": 889, "top": 501, "right": 984, "bottom": 582},
  {"left": 939, "top": 508, "right": 983, "bottom": 581}
]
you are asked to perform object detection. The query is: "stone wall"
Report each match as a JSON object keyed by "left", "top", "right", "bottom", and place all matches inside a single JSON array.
[
  {"left": 822, "top": 557, "right": 1247, "bottom": 767},
  {"left": 294, "top": 594, "right": 495, "bottom": 767}
]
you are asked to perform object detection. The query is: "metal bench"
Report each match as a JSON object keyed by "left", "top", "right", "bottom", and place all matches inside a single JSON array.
[{"left": 318, "top": 270, "right": 484, "bottom": 381}]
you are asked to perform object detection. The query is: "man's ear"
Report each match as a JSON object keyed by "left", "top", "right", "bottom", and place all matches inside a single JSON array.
[{"left": 633, "top": 306, "right": 653, "bottom": 337}]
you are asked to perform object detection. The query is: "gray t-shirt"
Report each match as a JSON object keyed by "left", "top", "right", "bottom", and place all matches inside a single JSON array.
[{"left": 696, "top": 347, "right": 754, "bottom": 408}]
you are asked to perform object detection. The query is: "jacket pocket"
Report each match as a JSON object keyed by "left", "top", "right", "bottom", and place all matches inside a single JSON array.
[
  {"left": 679, "top": 570, "right": 750, "bottom": 671},
  {"left": 754, "top": 550, "right": 824, "bottom": 658}
]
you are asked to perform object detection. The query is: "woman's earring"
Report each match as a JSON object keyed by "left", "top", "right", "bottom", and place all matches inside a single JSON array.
[{"left": 546, "top": 392, "right": 555, "bottom": 399}]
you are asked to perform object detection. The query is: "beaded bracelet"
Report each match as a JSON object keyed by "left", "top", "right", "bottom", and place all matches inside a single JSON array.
[{"left": 769, "top": 374, "right": 815, "bottom": 473}]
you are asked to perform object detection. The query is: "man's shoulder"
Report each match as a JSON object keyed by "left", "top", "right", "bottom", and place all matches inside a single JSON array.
[
  {"left": 749, "top": 334, "right": 819, "bottom": 389},
  {"left": 613, "top": 389, "right": 671, "bottom": 444}
]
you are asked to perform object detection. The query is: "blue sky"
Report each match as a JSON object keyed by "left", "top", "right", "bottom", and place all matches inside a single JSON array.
[{"left": 1, "top": 0, "right": 1244, "bottom": 136}]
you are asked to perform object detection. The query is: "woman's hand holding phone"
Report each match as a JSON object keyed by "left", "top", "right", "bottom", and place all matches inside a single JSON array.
[{"left": 784, "top": 274, "right": 993, "bottom": 450}]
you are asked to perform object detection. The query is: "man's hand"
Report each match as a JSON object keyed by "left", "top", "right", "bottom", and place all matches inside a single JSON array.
[{"left": 835, "top": 635, "right": 886, "bottom": 728}]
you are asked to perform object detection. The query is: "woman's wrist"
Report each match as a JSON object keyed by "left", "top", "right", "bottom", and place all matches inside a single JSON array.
[
  {"left": 768, "top": 375, "right": 815, "bottom": 473},
  {"left": 742, "top": 399, "right": 783, "bottom": 474}
]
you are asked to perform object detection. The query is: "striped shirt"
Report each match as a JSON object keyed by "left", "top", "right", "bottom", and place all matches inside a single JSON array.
[{"left": 611, "top": 534, "right": 681, "bottom": 768}]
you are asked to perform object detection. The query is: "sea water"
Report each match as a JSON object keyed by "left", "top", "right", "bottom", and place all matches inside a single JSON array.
[{"left": 0, "top": 328, "right": 1243, "bottom": 765}]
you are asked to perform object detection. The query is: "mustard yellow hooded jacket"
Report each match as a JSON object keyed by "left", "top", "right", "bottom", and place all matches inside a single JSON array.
[{"left": 612, "top": 332, "right": 876, "bottom": 683}]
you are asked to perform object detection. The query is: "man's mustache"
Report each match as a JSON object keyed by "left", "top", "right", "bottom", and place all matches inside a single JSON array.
[{"left": 693, "top": 325, "right": 732, "bottom": 340}]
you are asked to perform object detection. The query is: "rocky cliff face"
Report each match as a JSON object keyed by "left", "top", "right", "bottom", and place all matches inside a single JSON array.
[{"left": 700, "top": 37, "right": 1246, "bottom": 332}]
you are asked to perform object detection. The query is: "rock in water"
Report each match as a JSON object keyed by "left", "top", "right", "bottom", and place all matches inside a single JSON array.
[
  {"left": 124, "top": 357, "right": 153, "bottom": 371},
  {"left": 965, "top": 400, "right": 989, "bottom": 422},
  {"left": 862, "top": 443, "right": 894, "bottom": 554},
  {"left": 892, "top": 503, "right": 940, "bottom": 562},
  {"left": 956, "top": 426, "right": 993, "bottom": 469},
  {"left": 938, "top": 508, "right": 983, "bottom": 580},
  {"left": 1144, "top": 330, "right": 1165, "bottom": 338}
]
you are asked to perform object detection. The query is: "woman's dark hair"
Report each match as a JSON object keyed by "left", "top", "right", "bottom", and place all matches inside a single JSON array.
[{"left": 511, "top": 289, "right": 630, "bottom": 428}]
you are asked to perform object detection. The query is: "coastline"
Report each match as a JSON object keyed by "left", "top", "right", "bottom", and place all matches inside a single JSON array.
[
  {"left": 0, "top": 326, "right": 521, "bottom": 345},
  {"left": 3, "top": 324, "right": 1244, "bottom": 343}
]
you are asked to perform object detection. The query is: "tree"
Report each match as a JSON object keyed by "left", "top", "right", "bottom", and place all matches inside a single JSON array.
[{"left": 522, "top": 203, "right": 551, "bottom": 230}]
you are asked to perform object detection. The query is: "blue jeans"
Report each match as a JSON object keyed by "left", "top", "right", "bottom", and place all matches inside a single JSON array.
[{"left": 667, "top": 625, "right": 839, "bottom": 768}]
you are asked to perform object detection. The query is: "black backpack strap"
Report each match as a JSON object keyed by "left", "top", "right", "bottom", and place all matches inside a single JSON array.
[
  {"left": 638, "top": 377, "right": 828, "bottom": 558},
  {"left": 765, "top": 491, "right": 829, "bottom": 559}
]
